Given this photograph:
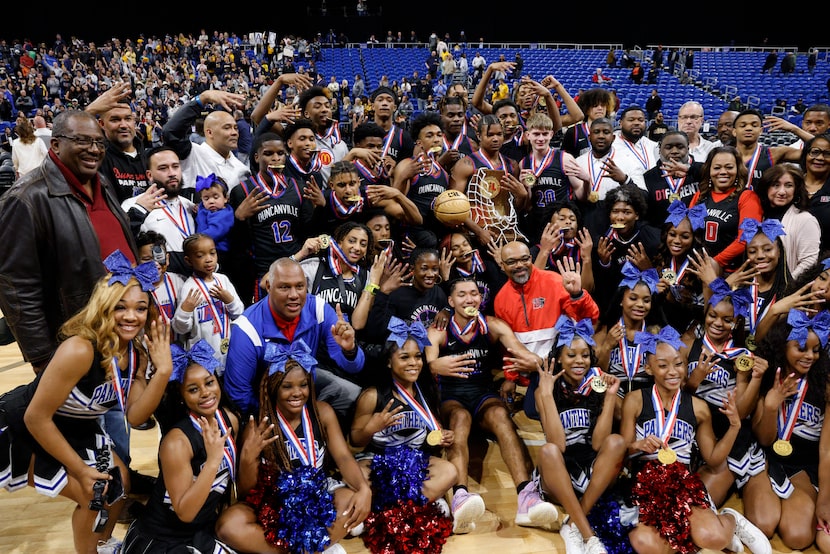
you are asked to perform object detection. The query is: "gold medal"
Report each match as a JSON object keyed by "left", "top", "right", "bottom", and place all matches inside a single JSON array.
[
  {"left": 481, "top": 175, "right": 501, "bottom": 199},
  {"left": 463, "top": 306, "right": 479, "bottom": 317},
  {"left": 661, "top": 268, "right": 677, "bottom": 285},
  {"left": 745, "top": 334, "right": 756, "bottom": 351},
  {"left": 590, "top": 376, "right": 607, "bottom": 393},
  {"left": 668, "top": 193, "right": 681, "bottom": 202},
  {"left": 657, "top": 447, "right": 677, "bottom": 465},
  {"left": 428, "top": 146, "right": 443, "bottom": 155},
  {"left": 610, "top": 223, "right": 625, "bottom": 229},
  {"left": 772, "top": 439, "right": 793, "bottom": 457},
  {"left": 318, "top": 234, "right": 330, "bottom": 248},
  {"left": 522, "top": 172, "right": 537, "bottom": 186},
  {"left": 426, "top": 429, "right": 444, "bottom": 446},
  {"left": 221, "top": 338, "right": 230, "bottom": 355},
  {"left": 588, "top": 191, "right": 600, "bottom": 203},
  {"left": 347, "top": 195, "right": 362, "bottom": 203},
  {"left": 735, "top": 354, "right": 754, "bottom": 372}
]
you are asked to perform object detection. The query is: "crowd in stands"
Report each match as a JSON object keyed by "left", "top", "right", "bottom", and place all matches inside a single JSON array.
[{"left": 4, "top": 27, "right": 830, "bottom": 554}]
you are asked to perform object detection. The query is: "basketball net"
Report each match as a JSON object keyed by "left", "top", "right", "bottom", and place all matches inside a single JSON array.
[{"left": 467, "top": 168, "right": 526, "bottom": 244}]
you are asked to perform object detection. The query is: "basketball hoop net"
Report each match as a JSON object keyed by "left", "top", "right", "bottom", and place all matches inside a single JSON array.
[{"left": 466, "top": 168, "right": 526, "bottom": 245}]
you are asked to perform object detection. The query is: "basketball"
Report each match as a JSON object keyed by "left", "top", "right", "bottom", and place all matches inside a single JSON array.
[{"left": 433, "top": 190, "right": 472, "bottom": 226}]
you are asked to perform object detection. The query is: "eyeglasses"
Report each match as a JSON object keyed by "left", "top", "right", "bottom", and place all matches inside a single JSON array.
[
  {"left": 54, "top": 134, "right": 106, "bottom": 149},
  {"left": 808, "top": 148, "right": 830, "bottom": 159},
  {"left": 678, "top": 114, "right": 703, "bottom": 121},
  {"left": 502, "top": 255, "right": 532, "bottom": 268}
]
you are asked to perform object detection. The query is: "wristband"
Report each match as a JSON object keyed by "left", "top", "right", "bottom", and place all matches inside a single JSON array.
[
  {"left": 364, "top": 283, "right": 380, "bottom": 296},
  {"left": 194, "top": 95, "right": 204, "bottom": 108}
]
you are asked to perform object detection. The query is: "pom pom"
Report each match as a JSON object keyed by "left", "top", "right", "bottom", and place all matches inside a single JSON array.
[
  {"left": 587, "top": 491, "right": 635, "bottom": 554},
  {"left": 246, "top": 462, "right": 337, "bottom": 554},
  {"left": 369, "top": 445, "right": 430, "bottom": 511},
  {"left": 631, "top": 460, "right": 708, "bottom": 554},
  {"left": 363, "top": 499, "right": 453, "bottom": 554}
]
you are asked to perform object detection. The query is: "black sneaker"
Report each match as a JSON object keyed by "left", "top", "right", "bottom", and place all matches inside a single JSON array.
[{"left": 128, "top": 469, "right": 157, "bottom": 496}]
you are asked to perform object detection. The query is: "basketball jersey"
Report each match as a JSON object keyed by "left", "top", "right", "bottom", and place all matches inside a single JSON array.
[
  {"left": 701, "top": 191, "right": 742, "bottom": 262},
  {"left": 438, "top": 321, "right": 497, "bottom": 390},
  {"left": 406, "top": 162, "right": 450, "bottom": 228},
  {"left": 744, "top": 145, "right": 774, "bottom": 190},
  {"left": 519, "top": 149, "right": 571, "bottom": 244}
]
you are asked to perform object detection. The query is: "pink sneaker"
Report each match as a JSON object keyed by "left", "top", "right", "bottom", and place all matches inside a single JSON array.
[
  {"left": 515, "top": 483, "right": 558, "bottom": 528},
  {"left": 450, "top": 489, "right": 485, "bottom": 534}
]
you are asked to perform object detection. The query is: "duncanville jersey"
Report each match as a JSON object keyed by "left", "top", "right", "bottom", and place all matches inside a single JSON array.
[
  {"left": 438, "top": 321, "right": 498, "bottom": 389},
  {"left": 700, "top": 192, "right": 741, "bottom": 261},
  {"left": 519, "top": 149, "right": 571, "bottom": 244},
  {"left": 562, "top": 122, "right": 591, "bottom": 159},
  {"left": 406, "top": 161, "right": 449, "bottom": 229},
  {"left": 743, "top": 145, "right": 774, "bottom": 191}
]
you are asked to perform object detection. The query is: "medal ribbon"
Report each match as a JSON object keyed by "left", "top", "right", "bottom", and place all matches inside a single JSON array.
[
  {"left": 579, "top": 123, "right": 591, "bottom": 151},
  {"left": 327, "top": 240, "right": 360, "bottom": 276},
  {"left": 619, "top": 319, "right": 645, "bottom": 391},
  {"left": 253, "top": 169, "right": 286, "bottom": 197},
  {"left": 669, "top": 256, "right": 690, "bottom": 284},
  {"left": 160, "top": 199, "right": 193, "bottom": 240},
  {"left": 443, "top": 121, "right": 466, "bottom": 151},
  {"left": 189, "top": 410, "right": 237, "bottom": 481},
  {"left": 276, "top": 406, "right": 317, "bottom": 467},
  {"left": 111, "top": 342, "right": 137, "bottom": 433},
  {"left": 576, "top": 367, "right": 603, "bottom": 396},
  {"left": 745, "top": 144, "right": 762, "bottom": 186},
  {"left": 620, "top": 137, "right": 651, "bottom": 171},
  {"left": 456, "top": 250, "right": 485, "bottom": 277},
  {"left": 150, "top": 273, "right": 177, "bottom": 324},
  {"left": 450, "top": 312, "right": 489, "bottom": 337},
  {"left": 471, "top": 150, "right": 506, "bottom": 171},
  {"left": 288, "top": 152, "right": 322, "bottom": 176},
  {"left": 651, "top": 385, "right": 682, "bottom": 446},
  {"left": 317, "top": 121, "right": 341, "bottom": 148},
  {"left": 392, "top": 380, "right": 440, "bottom": 431},
  {"left": 531, "top": 147, "right": 555, "bottom": 179},
  {"left": 588, "top": 150, "right": 611, "bottom": 193},
  {"left": 663, "top": 173, "right": 686, "bottom": 197},
  {"left": 354, "top": 159, "right": 381, "bottom": 184},
  {"left": 777, "top": 375, "right": 808, "bottom": 442},
  {"left": 381, "top": 125, "right": 397, "bottom": 159},
  {"left": 331, "top": 190, "right": 364, "bottom": 217},
  {"left": 702, "top": 333, "right": 749, "bottom": 360},
  {"left": 193, "top": 277, "right": 229, "bottom": 340}
]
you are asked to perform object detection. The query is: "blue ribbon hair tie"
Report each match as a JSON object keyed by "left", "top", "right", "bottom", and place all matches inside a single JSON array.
[
  {"left": 634, "top": 326, "right": 685, "bottom": 355},
  {"left": 619, "top": 260, "right": 660, "bottom": 294},
  {"left": 103, "top": 249, "right": 160, "bottom": 292},
  {"left": 387, "top": 315, "right": 431, "bottom": 349},
  {"left": 787, "top": 309, "right": 830, "bottom": 348},
  {"left": 708, "top": 277, "right": 753, "bottom": 319},
  {"left": 170, "top": 339, "right": 221, "bottom": 382},
  {"left": 739, "top": 218, "right": 786, "bottom": 244},
  {"left": 264, "top": 339, "right": 318, "bottom": 377},
  {"left": 554, "top": 315, "right": 596, "bottom": 347},
  {"left": 665, "top": 200, "right": 707, "bottom": 231},
  {"left": 195, "top": 173, "right": 218, "bottom": 192}
]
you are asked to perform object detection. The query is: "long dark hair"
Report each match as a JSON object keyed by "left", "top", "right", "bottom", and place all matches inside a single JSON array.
[
  {"left": 753, "top": 164, "right": 809, "bottom": 217},
  {"left": 697, "top": 146, "right": 749, "bottom": 201},
  {"left": 377, "top": 338, "right": 442, "bottom": 418}
]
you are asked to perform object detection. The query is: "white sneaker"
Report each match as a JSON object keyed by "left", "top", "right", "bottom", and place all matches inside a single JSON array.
[
  {"left": 721, "top": 507, "right": 771, "bottom": 554},
  {"left": 515, "top": 482, "right": 558, "bottom": 528},
  {"left": 348, "top": 521, "right": 365, "bottom": 537},
  {"left": 560, "top": 522, "right": 585, "bottom": 554},
  {"left": 97, "top": 537, "right": 122, "bottom": 554},
  {"left": 451, "top": 489, "right": 486, "bottom": 534},
  {"left": 435, "top": 497, "right": 451, "bottom": 518},
  {"left": 583, "top": 536, "right": 608, "bottom": 554},
  {"left": 321, "top": 543, "right": 346, "bottom": 554}
]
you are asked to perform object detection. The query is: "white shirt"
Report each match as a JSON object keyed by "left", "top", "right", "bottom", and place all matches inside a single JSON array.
[
  {"left": 181, "top": 141, "right": 251, "bottom": 193},
  {"left": 688, "top": 136, "right": 715, "bottom": 164},
  {"left": 122, "top": 196, "right": 196, "bottom": 253},
  {"left": 11, "top": 138, "right": 48, "bottom": 176},
  {"left": 576, "top": 146, "right": 630, "bottom": 200},
  {"left": 612, "top": 133, "right": 659, "bottom": 190}
]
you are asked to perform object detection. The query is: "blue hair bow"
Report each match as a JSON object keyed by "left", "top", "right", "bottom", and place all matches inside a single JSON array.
[
  {"left": 195, "top": 173, "right": 218, "bottom": 193},
  {"left": 170, "top": 339, "right": 221, "bottom": 382},
  {"left": 387, "top": 316, "right": 431, "bottom": 349},
  {"left": 103, "top": 249, "right": 159, "bottom": 292},
  {"left": 634, "top": 326, "right": 685, "bottom": 355},
  {"left": 739, "top": 218, "right": 786, "bottom": 244},
  {"left": 822, "top": 258, "right": 830, "bottom": 270},
  {"left": 787, "top": 309, "right": 830, "bottom": 348},
  {"left": 264, "top": 339, "right": 318, "bottom": 377},
  {"left": 665, "top": 200, "right": 707, "bottom": 231},
  {"left": 708, "top": 277, "right": 753, "bottom": 319},
  {"left": 554, "top": 315, "right": 596, "bottom": 347},
  {"left": 620, "top": 261, "right": 660, "bottom": 294}
]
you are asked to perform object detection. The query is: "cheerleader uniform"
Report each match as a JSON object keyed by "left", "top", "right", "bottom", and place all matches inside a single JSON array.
[{"left": 606, "top": 326, "right": 652, "bottom": 399}]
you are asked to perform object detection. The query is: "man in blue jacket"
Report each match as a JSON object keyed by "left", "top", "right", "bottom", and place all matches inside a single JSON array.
[{"left": 224, "top": 257, "right": 364, "bottom": 418}]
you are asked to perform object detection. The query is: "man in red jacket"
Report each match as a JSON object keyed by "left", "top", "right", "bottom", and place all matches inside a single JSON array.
[{"left": 494, "top": 240, "right": 599, "bottom": 419}]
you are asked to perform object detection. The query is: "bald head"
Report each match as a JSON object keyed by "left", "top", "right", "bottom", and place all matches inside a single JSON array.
[
  {"left": 266, "top": 257, "right": 307, "bottom": 320},
  {"left": 203, "top": 110, "right": 239, "bottom": 156}
]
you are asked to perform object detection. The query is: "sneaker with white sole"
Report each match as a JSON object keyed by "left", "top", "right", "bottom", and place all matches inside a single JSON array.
[
  {"left": 721, "top": 507, "right": 771, "bottom": 554},
  {"left": 515, "top": 483, "right": 558, "bottom": 528},
  {"left": 97, "top": 537, "right": 122, "bottom": 554},
  {"left": 560, "top": 522, "right": 585, "bottom": 554},
  {"left": 435, "top": 498, "right": 451, "bottom": 518},
  {"left": 451, "top": 489, "right": 485, "bottom": 534},
  {"left": 348, "top": 522, "right": 365, "bottom": 537},
  {"left": 583, "top": 535, "right": 609, "bottom": 554}
]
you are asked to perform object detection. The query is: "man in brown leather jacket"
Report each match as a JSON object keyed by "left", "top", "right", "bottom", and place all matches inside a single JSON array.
[{"left": 0, "top": 109, "right": 137, "bottom": 373}]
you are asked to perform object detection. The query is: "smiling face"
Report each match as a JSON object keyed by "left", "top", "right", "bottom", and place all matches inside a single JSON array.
[
  {"left": 767, "top": 171, "right": 796, "bottom": 208},
  {"left": 411, "top": 252, "right": 440, "bottom": 291},
  {"left": 621, "top": 283, "right": 652, "bottom": 323},
  {"left": 666, "top": 218, "right": 694, "bottom": 258},
  {"left": 746, "top": 233, "right": 779, "bottom": 276},
  {"left": 268, "top": 263, "right": 308, "bottom": 320},
  {"left": 180, "top": 365, "right": 221, "bottom": 417},
  {"left": 785, "top": 332, "right": 820, "bottom": 376},
  {"left": 646, "top": 342, "right": 686, "bottom": 393},
  {"left": 389, "top": 338, "right": 424, "bottom": 386},
  {"left": 709, "top": 152, "right": 739, "bottom": 193},
  {"left": 276, "top": 365, "right": 311, "bottom": 418},
  {"left": 113, "top": 285, "right": 150, "bottom": 346},
  {"left": 338, "top": 228, "right": 369, "bottom": 265},
  {"left": 703, "top": 300, "right": 735, "bottom": 343},
  {"left": 557, "top": 337, "right": 593, "bottom": 387}
]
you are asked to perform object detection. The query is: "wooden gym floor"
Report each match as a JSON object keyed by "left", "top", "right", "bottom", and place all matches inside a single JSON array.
[{"left": 0, "top": 339, "right": 817, "bottom": 553}]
